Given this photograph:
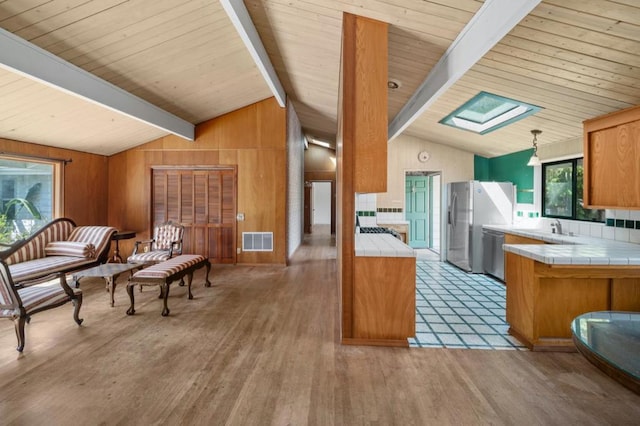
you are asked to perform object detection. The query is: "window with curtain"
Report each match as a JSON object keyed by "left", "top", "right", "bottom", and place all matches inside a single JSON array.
[{"left": 542, "top": 158, "right": 604, "bottom": 222}]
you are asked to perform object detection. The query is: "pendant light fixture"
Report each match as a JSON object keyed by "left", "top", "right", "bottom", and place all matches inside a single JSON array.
[{"left": 527, "top": 129, "right": 542, "bottom": 167}]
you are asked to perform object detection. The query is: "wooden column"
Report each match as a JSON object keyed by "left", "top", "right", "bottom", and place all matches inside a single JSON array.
[{"left": 337, "top": 13, "right": 388, "bottom": 342}]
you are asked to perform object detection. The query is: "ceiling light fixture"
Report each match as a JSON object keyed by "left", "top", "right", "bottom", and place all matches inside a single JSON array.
[
  {"left": 308, "top": 137, "right": 332, "bottom": 149},
  {"left": 527, "top": 129, "right": 542, "bottom": 167}
]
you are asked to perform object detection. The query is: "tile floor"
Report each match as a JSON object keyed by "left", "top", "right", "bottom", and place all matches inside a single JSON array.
[{"left": 410, "top": 257, "right": 527, "bottom": 350}]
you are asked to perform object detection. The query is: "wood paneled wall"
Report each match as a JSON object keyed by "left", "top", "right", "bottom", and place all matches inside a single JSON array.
[
  {"left": 108, "top": 97, "right": 288, "bottom": 264},
  {"left": 0, "top": 138, "right": 108, "bottom": 226}
]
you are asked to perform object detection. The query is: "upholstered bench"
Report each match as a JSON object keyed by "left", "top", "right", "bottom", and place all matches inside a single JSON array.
[{"left": 125, "top": 254, "right": 211, "bottom": 316}]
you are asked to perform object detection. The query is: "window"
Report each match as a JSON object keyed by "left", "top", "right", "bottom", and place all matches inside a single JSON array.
[
  {"left": 0, "top": 156, "right": 60, "bottom": 244},
  {"left": 542, "top": 158, "right": 604, "bottom": 222},
  {"left": 439, "top": 91, "right": 542, "bottom": 134}
]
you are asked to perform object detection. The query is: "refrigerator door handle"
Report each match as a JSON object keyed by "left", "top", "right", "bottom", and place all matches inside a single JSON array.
[{"left": 449, "top": 193, "right": 457, "bottom": 228}]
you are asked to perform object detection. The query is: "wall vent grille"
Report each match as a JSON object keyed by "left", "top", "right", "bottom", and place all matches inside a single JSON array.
[{"left": 242, "top": 232, "right": 273, "bottom": 251}]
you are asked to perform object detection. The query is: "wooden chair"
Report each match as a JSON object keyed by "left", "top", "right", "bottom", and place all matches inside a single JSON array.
[
  {"left": 127, "top": 221, "right": 184, "bottom": 266},
  {"left": 0, "top": 260, "right": 83, "bottom": 352}
]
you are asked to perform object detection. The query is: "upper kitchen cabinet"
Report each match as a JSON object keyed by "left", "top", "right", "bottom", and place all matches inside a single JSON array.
[{"left": 583, "top": 105, "right": 640, "bottom": 209}]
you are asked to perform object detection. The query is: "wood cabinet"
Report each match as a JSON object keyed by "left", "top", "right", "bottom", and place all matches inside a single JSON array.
[
  {"left": 352, "top": 255, "right": 416, "bottom": 344},
  {"left": 583, "top": 105, "right": 640, "bottom": 209},
  {"left": 504, "top": 233, "right": 547, "bottom": 245},
  {"left": 505, "top": 252, "right": 640, "bottom": 351}
]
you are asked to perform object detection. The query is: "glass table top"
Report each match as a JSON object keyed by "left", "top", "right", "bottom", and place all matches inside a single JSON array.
[{"left": 571, "top": 311, "right": 640, "bottom": 392}]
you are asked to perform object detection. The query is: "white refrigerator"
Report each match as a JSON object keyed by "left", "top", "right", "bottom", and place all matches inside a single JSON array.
[{"left": 446, "top": 181, "right": 514, "bottom": 273}]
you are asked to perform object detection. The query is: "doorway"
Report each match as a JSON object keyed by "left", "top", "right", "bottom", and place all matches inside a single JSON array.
[
  {"left": 311, "top": 181, "right": 331, "bottom": 234},
  {"left": 305, "top": 181, "right": 334, "bottom": 235},
  {"left": 405, "top": 172, "right": 441, "bottom": 253}
]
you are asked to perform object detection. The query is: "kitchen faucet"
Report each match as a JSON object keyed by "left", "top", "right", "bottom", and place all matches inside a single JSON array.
[{"left": 551, "top": 219, "right": 562, "bottom": 235}]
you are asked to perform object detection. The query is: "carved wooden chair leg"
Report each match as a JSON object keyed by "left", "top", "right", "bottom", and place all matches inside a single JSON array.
[
  {"left": 14, "top": 316, "right": 27, "bottom": 352},
  {"left": 161, "top": 283, "right": 170, "bottom": 316},
  {"left": 72, "top": 294, "right": 84, "bottom": 325},
  {"left": 204, "top": 260, "right": 212, "bottom": 287},
  {"left": 126, "top": 284, "right": 136, "bottom": 315},
  {"left": 60, "top": 274, "right": 84, "bottom": 325},
  {"left": 186, "top": 273, "right": 194, "bottom": 300}
]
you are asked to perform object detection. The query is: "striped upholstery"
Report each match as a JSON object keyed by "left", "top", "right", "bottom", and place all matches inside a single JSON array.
[
  {"left": 67, "top": 226, "right": 117, "bottom": 260},
  {"left": 0, "top": 284, "right": 81, "bottom": 317},
  {"left": 45, "top": 241, "right": 96, "bottom": 258},
  {"left": 127, "top": 222, "right": 183, "bottom": 265},
  {"left": 126, "top": 254, "right": 210, "bottom": 317},
  {"left": 9, "top": 256, "right": 95, "bottom": 283},
  {"left": 0, "top": 262, "right": 15, "bottom": 309},
  {"left": 131, "top": 255, "right": 205, "bottom": 279},
  {"left": 127, "top": 251, "right": 171, "bottom": 264},
  {"left": 4, "top": 219, "right": 74, "bottom": 266},
  {"left": 2, "top": 219, "right": 116, "bottom": 286},
  {"left": 153, "top": 223, "right": 183, "bottom": 251},
  {"left": 0, "top": 259, "right": 83, "bottom": 352}
]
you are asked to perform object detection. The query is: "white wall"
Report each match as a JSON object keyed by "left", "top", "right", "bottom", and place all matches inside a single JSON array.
[
  {"left": 377, "top": 133, "right": 475, "bottom": 209},
  {"left": 286, "top": 101, "right": 304, "bottom": 259},
  {"left": 374, "top": 134, "right": 474, "bottom": 256}
]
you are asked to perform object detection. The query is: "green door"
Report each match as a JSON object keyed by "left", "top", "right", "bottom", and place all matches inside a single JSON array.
[{"left": 406, "top": 176, "right": 429, "bottom": 248}]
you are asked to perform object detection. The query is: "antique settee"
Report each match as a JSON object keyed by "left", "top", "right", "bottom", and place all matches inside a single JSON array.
[
  {"left": 1, "top": 218, "right": 117, "bottom": 287},
  {"left": 0, "top": 218, "right": 116, "bottom": 351}
]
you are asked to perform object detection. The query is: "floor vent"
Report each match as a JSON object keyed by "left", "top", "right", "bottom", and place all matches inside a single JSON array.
[{"left": 242, "top": 232, "right": 273, "bottom": 251}]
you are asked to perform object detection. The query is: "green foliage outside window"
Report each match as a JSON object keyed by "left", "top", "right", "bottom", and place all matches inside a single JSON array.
[{"left": 543, "top": 158, "right": 604, "bottom": 222}]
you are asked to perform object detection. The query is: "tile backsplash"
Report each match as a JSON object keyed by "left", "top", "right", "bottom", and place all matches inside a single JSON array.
[
  {"left": 356, "top": 193, "right": 406, "bottom": 224},
  {"left": 516, "top": 209, "right": 640, "bottom": 244},
  {"left": 355, "top": 193, "right": 377, "bottom": 226},
  {"left": 358, "top": 192, "right": 640, "bottom": 245}
]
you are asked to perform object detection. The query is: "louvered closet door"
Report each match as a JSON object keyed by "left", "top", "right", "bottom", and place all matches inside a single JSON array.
[
  {"left": 207, "top": 170, "right": 236, "bottom": 263},
  {"left": 152, "top": 168, "right": 236, "bottom": 264}
]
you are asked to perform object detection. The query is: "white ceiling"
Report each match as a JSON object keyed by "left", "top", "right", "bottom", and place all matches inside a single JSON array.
[{"left": 0, "top": 0, "right": 639, "bottom": 157}]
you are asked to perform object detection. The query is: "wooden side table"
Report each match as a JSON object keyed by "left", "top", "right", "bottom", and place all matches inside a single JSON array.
[{"left": 110, "top": 230, "right": 136, "bottom": 263}]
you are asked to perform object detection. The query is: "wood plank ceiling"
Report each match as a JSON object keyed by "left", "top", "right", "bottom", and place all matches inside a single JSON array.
[{"left": 0, "top": 0, "right": 639, "bottom": 157}]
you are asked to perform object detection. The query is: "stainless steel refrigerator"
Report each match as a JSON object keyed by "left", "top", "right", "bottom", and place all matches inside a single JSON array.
[{"left": 446, "top": 181, "right": 514, "bottom": 273}]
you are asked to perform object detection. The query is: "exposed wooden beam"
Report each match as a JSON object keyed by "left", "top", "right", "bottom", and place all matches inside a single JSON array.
[
  {"left": 388, "top": 0, "right": 542, "bottom": 141},
  {"left": 220, "top": 0, "right": 286, "bottom": 108},
  {"left": 0, "top": 28, "right": 195, "bottom": 141}
]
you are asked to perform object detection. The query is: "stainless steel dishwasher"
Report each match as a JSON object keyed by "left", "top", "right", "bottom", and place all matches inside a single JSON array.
[{"left": 482, "top": 229, "right": 506, "bottom": 281}]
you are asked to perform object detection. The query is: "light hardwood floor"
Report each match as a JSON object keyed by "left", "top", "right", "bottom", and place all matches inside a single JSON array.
[{"left": 0, "top": 232, "right": 639, "bottom": 425}]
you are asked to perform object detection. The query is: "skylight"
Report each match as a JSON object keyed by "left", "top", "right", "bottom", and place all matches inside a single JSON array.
[{"left": 439, "top": 92, "right": 542, "bottom": 135}]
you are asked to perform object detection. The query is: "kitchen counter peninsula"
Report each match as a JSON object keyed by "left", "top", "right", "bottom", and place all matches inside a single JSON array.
[
  {"left": 495, "top": 226, "right": 640, "bottom": 351},
  {"left": 348, "top": 234, "right": 416, "bottom": 346}
]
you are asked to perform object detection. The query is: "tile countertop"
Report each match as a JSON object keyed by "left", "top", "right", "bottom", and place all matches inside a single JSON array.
[
  {"left": 354, "top": 233, "right": 416, "bottom": 257},
  {"left": 484, "top": 225, "right": 640, "bottom": 266}
]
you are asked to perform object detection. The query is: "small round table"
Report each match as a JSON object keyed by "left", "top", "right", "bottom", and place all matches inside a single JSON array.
[
  {"left": 572, "top": 311, "right": 640, "bottom": 394},
  {"left": 110, "top": 230, "right": 136, "bottom": 263}
]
